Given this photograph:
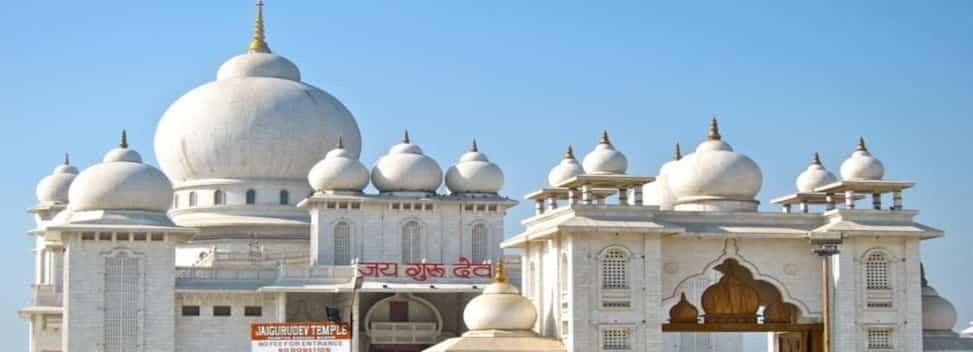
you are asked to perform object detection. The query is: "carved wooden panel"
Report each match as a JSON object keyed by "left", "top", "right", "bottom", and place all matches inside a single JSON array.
[
  {"left": 701, "top": 271, "right": 760, "bottom": 323},
  {"left": 668, "top": 292, "right": 699, "bottom": 323}
]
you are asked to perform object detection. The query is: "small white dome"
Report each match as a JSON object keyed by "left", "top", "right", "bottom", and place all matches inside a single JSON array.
[
  {"left": 69, "top": 136, "right": 173, "bottom": 212},
  {"left": 217, "top": 52, "right": 301, "bottom": 81},
  {"left": 445, "top": 141, "right": 504, "bottom": 194},
  {"left": 669, "top": 119, "right": 763, "bottom": 208},
  {"left": 796, "top": 153, "right": 838, "bottom": 192},
  {"left": 463, "top": 265, "right": 537, "bottom": 331},
  {"left": 36, "top": 154, "right": 78, "bottom": 204},
  {"left": 646, "top": 144, "right": 683, "bottom": 209},
  {"left": 581, "top": 131, "right": 628, "bottom": 175},
  {"left": 371, "top": 132, "right": 443, "bottom": 194},
  {"left": 547, "top": 146, "right": 585, "bottom": 187},
  {"left": 839, "top": 138, "right": 885, "bottom": 181},
  {"left": 308, "top": 138, "right": 370, "bottom": 193},
  {"left": 923, "top": 285, "right": 958, "bottom": 332}
]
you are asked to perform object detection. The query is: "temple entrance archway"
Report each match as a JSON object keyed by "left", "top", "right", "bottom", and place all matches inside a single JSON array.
[{"left": 663, "top": 259, "right": 823, "bottom": 352}]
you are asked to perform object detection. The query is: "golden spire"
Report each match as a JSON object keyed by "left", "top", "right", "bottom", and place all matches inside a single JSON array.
[
  {"left": 402, "top": 130, "right": 411, "bottom": 144},
  {"left": 64, "top": 153, "right": 70, "bottom": 165},
  {"left": 494, "top": 259, "right": 507, "bottom": 283},
  {"left": 674, "top": 143, "right": 682, "bottom": 161},
  {"left": 336, "top": 136, "right": 344, "bottom": 149},
  {"left": 471, "top": 139, "right": 479, "bottom": 152},
  {"left": 248, "top": 0, "right": 271, "bottom": 53},
  {"left": 564, "top": 145, "right": 575, "bottom": 159},
  {"left": 119, "top": 130, "right": 128, "bottom": 149},
  {"left": 812, "top": 152, "right": 822, "bottom": 165},
  {"left": 600, "top": 129, "right": 612, "bottom": 145},
  {"left": 707, "top": 116, "right": 722, "bottom": 140},
  {"left": 856, "top": 136, "right": 867, "bottom": 152}
]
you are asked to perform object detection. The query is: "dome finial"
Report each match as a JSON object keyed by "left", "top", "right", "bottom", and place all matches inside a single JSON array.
[
  {"left": 119, "top": 130, "right": 129, "bottom": 149},
  {"left": 470, "top": 139, "right": 479, "bottom": 152},
  {"left": 64, "top": 153, "right": 70, "bottom": 165},
  {"left": 708, "top": 116, "right": 722, "bottom": 140},
  {"left": 248, "top": 0, "right": 271, "bottom": 53},
  {"left": 564, "top": 145, "right": 575, "bottom": 159},
  {"left": 402, "top": 130, "right": 411, "bottom": 144},
  {"left": 674, "top": 143, "right": 682, "bottom": 160},
  {"left": 600, "top": 129, "right": 612, "bottom": 145},
  {"left": 336, "top": 136, "right": 344, "bottom": 149},
  {"left": 494, "top": 259, "right": 507, "bottom": 283},
  {"left": 812, "top": 152, "right": 822, "bottom": 165},
  {"left": 857, "top": 136, "right": 868, "bottom": 151}
]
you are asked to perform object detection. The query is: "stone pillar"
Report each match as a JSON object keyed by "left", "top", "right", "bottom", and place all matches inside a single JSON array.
[
  {"left": 618, "top": 187, "right": 628, "bottom": 206},
  {"left": 568, "top": 188, "right": 578, "bottom": 206},
  {"left": 535, "top": 199, "right": 545, "bottom": 215},
  {"left": 812, "top": 242, "right": 840, "bottom": 352},
  {"left": 546, "top": 196, "right": 557, "bottom": 211},
  {"left": 844, "top": 190, "right": 856, "bottom": 209},
  {"left": 825, "top": 193, "right": 836, "bottom": 211},
  {"left": 782, "top": 204, "right": 792, "bottom": 214},
  {"left": 893, "top": 191, "right": 903, "bottom": 210},
  {"left": 800, "top": 201, "right": 809, "bottom": 214},
  {"left": 633, "top": 186, "right": 643, "bottom": 206},
  {"left": 581, "top": 184, "right": 592, "bottom": 205}
]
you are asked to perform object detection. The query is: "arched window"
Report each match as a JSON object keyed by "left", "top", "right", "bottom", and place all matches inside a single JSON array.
[
  {"left": 214, "top": 190, "right": 224, "bottom": 205},
  {"left": 865, "top": 252, "right": 890, "bottom": 290},
  {"left": 334, "top": 222, "right": 352, "bottom": 265},
  {"left": 188, "top": 191, "right": 197, "bottom": 207},
  {"left": 471, "top": 224, "right": 488, "bottom": 263},
  {"left": 172, "top": 194, "right": 179, "bottom": 209},
  {"left": 246, "top": 189, "right": 256, "bottom": 205},
  {"left": 401, "top": 221, "right": 421, "bottom": 263},
  {"left": 279, "top": 190, "right": 290, "bottom": 205},
  {"left": 601, "top": 248, "right": 630, "bottom": 290}
]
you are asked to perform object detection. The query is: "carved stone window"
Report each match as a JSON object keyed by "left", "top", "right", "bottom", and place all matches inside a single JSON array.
[
  {"left": 867, "top": 328, "right": 893, "bottom": 350},
  {"left": 104, "top": 251, "right": 140, "bottom": 352},
  {"left": 471, "top": 224, "right": 488, "bottom": 264},
  {"left": 601, "top": 248, "right": 629, "bottom": 289},
  {"left": 246, "top": 189, "right": 257, "bottom": 205},
  {"left": 334, "top": 222, "right": 352, "bottom": 265},
  {"left": 601, "top": 327, "right": 632, "bottom": 350},
  {"left": 401, "top": 221, "right": 421, "bottom": 263},
  {"left": 865, "top": 252, "right": 890, "bottom": 290}
]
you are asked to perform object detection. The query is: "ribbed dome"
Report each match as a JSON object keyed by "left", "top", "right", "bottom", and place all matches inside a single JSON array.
[
  {"left": 840, "top": 138, "right": 885, "bottom": 181},
  {"left": 308, "top": 138, "right": 369, "bottom": 193},
  {"left": 69, "top": 135, "right": 173, "bottom": 212},
  {"left": 463, "top": 264, "right": 537, "bottom": 331},
  {"left": 796, "top": 153, "right": 838, "bottom": 192},
  {"left": 669, "top": 119, "right": 762, "bottom": 210},
  {"left": 155, "top": 50, "right": 360, "bottom": 183},
  {"left": 371, "top": 132, "right": 443, "bottom": 194},
  {"left": 581, "top": 131, "right": 628, "bottom": 175},
  {"left": 36, "top": 154, "right": 78, "bottom": 204},
  {"left": 445, "top": 140, "right": 504, "bottom": 194},
  {"left": 923, "top": 285, "right": 958, "bottom": 332},
  {"left": 548, "top": 146, "right": 585, "bottom": 187}
]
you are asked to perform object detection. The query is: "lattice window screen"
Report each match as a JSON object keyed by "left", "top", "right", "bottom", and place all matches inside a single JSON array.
[
  {"left": 104, "top": 253, "right": 139, "bottom": 352},
  {"left": 867, "top": 329, "right": 893, "bottom": 349},
  {"left": 402, "top": 221, "right": 421, "bottom": 263},
  {"left": 471, "top": 224, "right": 488, "bottom": 263},
  {"left": 334, "top": 222, "right": 352, "bottom": 265},
  {"left": 865, "top": 253, "right": 890, "bottom": 289},
  {"left": 602, "top": 328, "right": 632, "bottom": 350},
  {"left": 601, "top": 248, "right": 629, "bottom": 289}
]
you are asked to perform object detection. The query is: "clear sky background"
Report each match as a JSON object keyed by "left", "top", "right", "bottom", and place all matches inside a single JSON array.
[{"left": 1, "top": 1, "right": 971, "bottom": 350}]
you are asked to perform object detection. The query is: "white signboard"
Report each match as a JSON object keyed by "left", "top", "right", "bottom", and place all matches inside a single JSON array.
[{"left": 251, "top": 322, "right": 351, "bottom": 352}]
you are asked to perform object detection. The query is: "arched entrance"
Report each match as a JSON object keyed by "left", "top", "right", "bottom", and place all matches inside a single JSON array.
[
  {"left": 663, "top": 259, "right": 823, "bottom": 352},
  {"left": 363, "top": 293, "right": 443, "bottom": 352}
]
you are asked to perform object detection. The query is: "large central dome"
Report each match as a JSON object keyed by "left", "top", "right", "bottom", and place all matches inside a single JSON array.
[{"left": 154, "top": 13, "right": 360, "bottom": 184}]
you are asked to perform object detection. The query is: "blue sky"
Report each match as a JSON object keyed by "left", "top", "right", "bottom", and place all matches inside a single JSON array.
[{"left": 1, "top": 1, "right": 971, "bottom": 349}]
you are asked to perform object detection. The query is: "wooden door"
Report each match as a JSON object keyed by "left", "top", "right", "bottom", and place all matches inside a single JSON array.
[{"left": 777, "top": 332, "right": 805, "bottom": 352}]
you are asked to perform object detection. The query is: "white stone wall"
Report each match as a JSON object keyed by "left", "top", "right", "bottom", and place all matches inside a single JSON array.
[
  {"left": 310, "top": 198, "right": 506, "bottom": 265},
  {"left": 62, "top": 234, "right": 177, "bottom": 352},
  {"left": 174, "top": 292, "right": 281, "bottom": 352},
  {"left": 26, "top": 314, "right": 61, "bottom": 352},
  {"left": 832, "top": 236, "right": 922, "bottom": 352}
]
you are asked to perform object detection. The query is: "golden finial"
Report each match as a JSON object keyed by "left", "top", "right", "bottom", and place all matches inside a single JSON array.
[
  {"left": 856, "top": 136, "right": 867, "bottom": 152},
  {"left": 119, "top": 130, "right": 128, "bottom": 148},
  {"left": 812, "top": 152, "right": 822, "bottom": 165},
  {"left": 600, "top": 129, "right": 612, "bottom": 145},
  {"left": 336, "top": 136, "right": 344, "bottom": 149},
  {"left": 248, "top": 0, "right": 271, "bottom": 53},
  {"left": 63, "top": 153, "right": 70, "bottom": 165},
  {"left": 564, "top": 145, "right": 575, "bottom": 159},
  {"left": 674, "top": 143, "right": 682, "bottom": 161},
  {"left": 494, "top": 259, "right": 507, "bottom": 283},
  {"left": 402, "top": 130, "right": 411, "bottom": 144},
  {"left": 707, "top": 116, "right": 722, "bottom": 140},
  {"left": 471, "top": 139, "right": 479, "bottom": 152}
]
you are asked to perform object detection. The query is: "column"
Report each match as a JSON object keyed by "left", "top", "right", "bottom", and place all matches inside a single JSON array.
[
  {"left": 872, "top": 193, "right": 882, "bottom": 210},
  {"left": 893, "top": 191, "right": 903, "bottom": 210},
  {"left": 800, "top": 201, "right": 809, "bottom": 214},
  {"left": 844, "top": 190, "right": 855, "bottom": 209},
  {"left": 825, "top": 193, "right": 836, "bottom": 211},
  {"left": 782, "top": 204, "right": 792, "bottom": 214},
  {"left": 546, "top": 196, "right": 557, "bottom": 211},
  {"left": 580, "top": 184, "right": 592, "bottom": 205},
  {"left": 812, "top": 242, "right": 840, "bottom": 352},
  {"left": 535, "top": 199, "right": 545, "bottom": 215},
  {"left": 618, "top": 187, "right": 628, "bottom": 206},
  {"left": 568, "top": 188, "right": 578, "bottom": 206}
]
